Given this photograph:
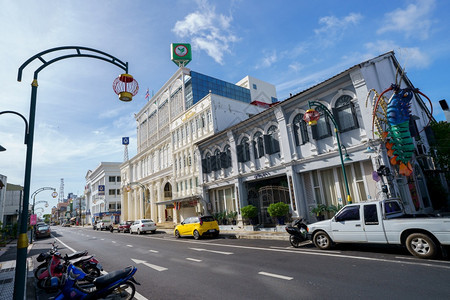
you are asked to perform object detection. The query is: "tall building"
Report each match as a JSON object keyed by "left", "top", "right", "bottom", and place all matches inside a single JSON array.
[
  {"left": 85, "top": 162, "right": 122, "bottom": 224},
  {"left": 121, "top": 67, "right": 277, "bottom": 223}
]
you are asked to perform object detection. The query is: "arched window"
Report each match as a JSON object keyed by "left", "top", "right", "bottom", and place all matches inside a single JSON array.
[
  {"left": 293, "top": 114, "right": 309, "bottom": 146},
  {"left": 237, "top": 137, "right": 250, "bottom": 162},
  {"left": 312, "top": 106, "right": 332, "bottom": 139},
  {"left": 334, "top": 95, "right": 359, "bottom": 132},
  {"left": 164, "top": 182, "right": 172, "bottom": 198},
  {"left": 264, "top": 125, "right": 280, "bottom": 154},
  {"left": 253, "top": 132, "right": 265, "bottom": 159},
  {"left": 224, "top": 145, "right": 232, "bottom": 168},
  {"left": 202, "top": 152, "right": 212, "bottom": 173}
]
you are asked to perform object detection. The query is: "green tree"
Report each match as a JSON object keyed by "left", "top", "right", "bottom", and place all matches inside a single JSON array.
[
  {"left": 429, "top": 121, "right": 450, "bottom": 177},
  {"left": 43, "top": 214, "right": 51, "bottom": 223}
]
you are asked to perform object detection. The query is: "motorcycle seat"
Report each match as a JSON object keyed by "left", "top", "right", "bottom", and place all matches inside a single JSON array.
[
  {"left": 93, "top": 266, "right": 134, "bottom": 288},
  {"left": 65, "top": 250, "right": 88, "bottom": 260},
  {"left": 70, "top": 255, "right": 94, "bottom": 265}
]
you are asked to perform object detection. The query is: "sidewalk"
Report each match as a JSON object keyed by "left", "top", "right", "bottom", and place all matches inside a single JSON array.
[{"left": 0, "top": 238, "right": 35, "bottom": 300}]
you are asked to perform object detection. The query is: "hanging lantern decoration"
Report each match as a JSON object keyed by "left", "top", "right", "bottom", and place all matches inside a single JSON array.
[
  {"left": 112, "top": 73, "right": 139, "bottom": 102},
  {"left": 303, "top": 109, "right": 320, "bottom": 125}
]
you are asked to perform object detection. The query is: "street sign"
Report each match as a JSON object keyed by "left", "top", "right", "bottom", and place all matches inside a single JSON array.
[{"left": 122, "top": 137, "right": 129, "bottom": 145}]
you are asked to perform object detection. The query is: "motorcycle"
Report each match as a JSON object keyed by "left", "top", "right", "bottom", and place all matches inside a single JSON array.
[
  {"left": 285, "top": 218, "right": 308, "bottom": 248},
  {"left": 36, "top": 246, "right": 103, "bottom": 292},
  {"left": 55, "top": 263, "right": 139, "bottom": 299},
  {"left": 34, "top": 241, "right": 89, "bottom": 279}
]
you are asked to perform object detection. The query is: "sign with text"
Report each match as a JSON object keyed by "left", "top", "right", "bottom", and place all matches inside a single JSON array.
[
  {"left": 98, "top": 185, "right": 105, "bottom": 196},
  {"left": 30, "top": 214, "right": 37, "bottom": 225}
]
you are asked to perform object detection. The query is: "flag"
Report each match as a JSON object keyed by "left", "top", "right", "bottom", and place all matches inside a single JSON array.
[{"left": 145, "top": 88, "right": 150, "bottom": 100}]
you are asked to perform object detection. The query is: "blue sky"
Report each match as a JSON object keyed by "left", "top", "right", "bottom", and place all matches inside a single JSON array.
[{"left": 1, "top": 0, "right": 449, "bottom": 215}]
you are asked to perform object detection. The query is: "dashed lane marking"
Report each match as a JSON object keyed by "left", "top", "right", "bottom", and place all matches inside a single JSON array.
[
  {"left": 186, "top": 258, "right": 202, "bottom": 262},
  {"left": 258, "top": 271, "right": 293, "bottom": 280}
]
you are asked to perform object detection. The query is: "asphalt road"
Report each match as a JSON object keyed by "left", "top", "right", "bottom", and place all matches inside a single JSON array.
[{"left": 34, "top": 226, "right": 450, "bottom": 300}]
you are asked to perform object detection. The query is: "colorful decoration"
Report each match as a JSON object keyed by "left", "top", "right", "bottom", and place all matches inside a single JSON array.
[
  {"left": 112, "top": 74, "right": 139, "bottom": 102},
  {"left": 303, "top": 109, "right": 321, "bottom": 125},
  {"left": 367, "top": 82, "right": 433, "bottom": 177}
]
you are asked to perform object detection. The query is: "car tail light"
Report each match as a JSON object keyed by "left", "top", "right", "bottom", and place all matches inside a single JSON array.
[
  {"left": 141, "top": 224, "right": 145, "bottom": 227},
  {"left": 199, "top": 219, "right": 203, "bottom": 226}
]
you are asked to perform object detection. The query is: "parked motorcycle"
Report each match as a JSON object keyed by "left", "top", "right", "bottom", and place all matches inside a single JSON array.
[
  {"left": 34, "top": 241, "right": 89, "bottom": 279},
  {"left": 285, "top": 218, "right": 308, "bottom": 248},
  {"left": 55, "top": 263, "right": 139, "bottom": 299},
  {"left": 35, "top": 244, "right": 103, "bottom": 292}
]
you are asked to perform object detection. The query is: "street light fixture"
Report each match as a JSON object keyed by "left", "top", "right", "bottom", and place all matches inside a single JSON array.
[
  {"left": 13, "top": 46, "right": 137, "bottom": 300},
  {"left": 30, "top": 187, "right": 56, "bottom": 244},
  {"left": 303, "top": 101, "right": 353, "bottom": 204}
]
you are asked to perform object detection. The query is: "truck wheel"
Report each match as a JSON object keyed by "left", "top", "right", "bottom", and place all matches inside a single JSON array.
[
  {"left": 406, "top": 233, "right": 437, "bottom": 259},
  {"left": 313, "top": 231, "right": 332, "bottom": 250}
]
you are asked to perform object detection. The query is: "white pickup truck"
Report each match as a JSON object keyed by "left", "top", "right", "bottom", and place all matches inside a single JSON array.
[{"left": 307, "top": 199, "right": 450, "bottom": 259}]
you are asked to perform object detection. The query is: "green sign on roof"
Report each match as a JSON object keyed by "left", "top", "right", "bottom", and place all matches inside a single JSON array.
[{"left": 171, "top": 43, "right": 191, "bottom": 67}]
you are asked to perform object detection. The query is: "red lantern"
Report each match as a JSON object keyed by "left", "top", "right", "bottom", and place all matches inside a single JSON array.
[
  {"left": 303, "top": 109, "right": 320, "bottom": 125},
  {"left": 112, "top": 74, "right": 139, "bottom": 102}
]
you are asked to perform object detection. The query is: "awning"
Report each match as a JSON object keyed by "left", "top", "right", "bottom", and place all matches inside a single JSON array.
[{"left": 156, "top": 195, "right": 201, "bottom": 205}]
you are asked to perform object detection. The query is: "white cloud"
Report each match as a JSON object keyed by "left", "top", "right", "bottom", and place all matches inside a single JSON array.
[
  {"left": 377, "top": 0, "right": 435, "bottom": 40},
  {"left": 172, "top": 0, "right": 238, "bottom": 64},
  {"left": 364, "top": 40, "right": 431, "bottom": 68},
  {"left": 255, "top": 51, "right": 278, "bottom": 69},
  {"left": 314, "top": 12, "right": 363, "bottom": 45}
]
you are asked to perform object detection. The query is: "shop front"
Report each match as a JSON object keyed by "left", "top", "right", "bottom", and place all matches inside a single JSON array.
[{"left": 156, "top": 195, "right": 202, "bottom": 224}]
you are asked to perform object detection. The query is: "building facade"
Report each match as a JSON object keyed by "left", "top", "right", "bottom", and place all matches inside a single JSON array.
[
  {"left": 121, "top": 67, "right": 277, "bottom": 224},
  {"left": 197, "top": 52, "right": 435, "bottom": 227},
  {"left": 0, "top": 177, "right": 22, "bottom": 227},
  {"left": 85, "top": 162, "right": 122, "bottom": 224}
]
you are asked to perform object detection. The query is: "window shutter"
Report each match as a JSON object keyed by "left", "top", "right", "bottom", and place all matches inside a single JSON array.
[
  {"left": 263, "top": 134, "right": 272, "bottom": 154},
  {"left": 273, "top": 138, "right": 280, "bottom": 153},
  {"left": 409, "top": 118, "right": 419, "bottom": 138},
  {"left": 210, "top": 155, "right": 217, "bottom": 171},
  {"left": 201, "top": 159, "right": 208, "bottom": 173},
  {"left": 332, "top": 108, "right": 341, "bottom": 131},
  {"left": 311, "top": 125, "right": 319, "bottom": 140},
  {"left": 220, "top": 152, "right": 228, "bottom": 168},
  {"left": 252, "top": 141, "right": 257, "bottom": 159},
  {"left": 237, "top": 144, "right": 244, "bottom": 162}
]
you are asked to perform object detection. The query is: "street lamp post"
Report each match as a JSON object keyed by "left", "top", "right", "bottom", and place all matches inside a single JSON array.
[
  {"left": 14, "top": 46, "right": 137, "bottom": 300},
  {"left": 303, "top": 101, "right": 352, "bottom": 204},
  {"left": 30, "top": 187, "right": 56, "bottom": 244}
]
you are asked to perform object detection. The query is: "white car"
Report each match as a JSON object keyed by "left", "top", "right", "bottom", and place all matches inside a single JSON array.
[{"left": 130, "top": 219, "right": 157, "bottom": 235}]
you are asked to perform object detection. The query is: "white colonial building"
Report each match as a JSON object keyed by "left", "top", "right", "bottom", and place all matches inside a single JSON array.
[
  {"left": 85, "top": 162, "right": 122, "bottom": 224},
  {"left": 197, "top": 51, "right": 435, "bottom": 226},
  {"left": 120, "top": 68, "right": 277, "bottom": 224}
]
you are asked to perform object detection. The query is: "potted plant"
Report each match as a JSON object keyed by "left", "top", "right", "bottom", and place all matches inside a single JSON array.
[
  {"left": 326, "top": 204, "right": 343, "bottom": 217},
  {"left": 267, "top": 202, "right": 290, "bottom": 225},
  {"left": 227, "top": 211, "right": 238, "bottom": 225},
  {"left": 310, "top": 203, "right": 327, "bottom": 221},
  {"left": 241, "top": 205, "right": 258, "bottom": 225}
]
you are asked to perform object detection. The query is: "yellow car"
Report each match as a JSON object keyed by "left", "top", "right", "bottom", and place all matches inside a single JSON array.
[{"left": 174, "top": 216, "right": 220, "bottom": 240}]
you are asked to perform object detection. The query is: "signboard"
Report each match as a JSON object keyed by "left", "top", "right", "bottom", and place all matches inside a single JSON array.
[
  {"left": 30, "top": 214, "right": 37, "bottom": 225},
  {"left": 52, "top": 191, "right": 58, "bottom": 198},
  {"left": 122, "top": 137, "right": 129, "bottom": 145},
  {"left": 171, "top": 43, "right": 191, "bottom": 67},
  {"left": 98, "top": 185, "right": 105, "bottom": 196}
]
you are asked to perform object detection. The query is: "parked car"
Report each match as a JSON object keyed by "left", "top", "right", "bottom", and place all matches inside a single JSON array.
[
  {"left": 307, "top": 199, "right": 450, "bottom": 259},
  {"left": 174, "top": 216, "right": 220, "bottom": 240},
  {"left": 95, "top": 219, "right": 111, "bottom": 231},
  {"left": 35, "top": 224, "right": 51, "bottom": 238},
  {"left": 130, "top": 219, "right": 157, "bottom": 234},
  {"left": 118, "top": 221, "right": 134, "bottom": 233}
]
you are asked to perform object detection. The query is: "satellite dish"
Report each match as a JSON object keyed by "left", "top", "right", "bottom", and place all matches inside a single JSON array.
[{"left": 372, "top": 171, "right": 381, "bottom": 182}]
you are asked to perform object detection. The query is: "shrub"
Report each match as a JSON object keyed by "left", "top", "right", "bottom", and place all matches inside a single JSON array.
[
  {"left": 267, "top": 202, "right": 290, "bottom": 217},
  {"left": 241, "top": 205, "right": 258, "bottom": 219}
]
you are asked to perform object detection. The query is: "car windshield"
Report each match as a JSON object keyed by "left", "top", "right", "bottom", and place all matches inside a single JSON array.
[
  {"left": 141, "top": 219, "right": 153, "bottom": 223},
  {"left": 200, "top": 216, "right": 215, "bottom": 222}
]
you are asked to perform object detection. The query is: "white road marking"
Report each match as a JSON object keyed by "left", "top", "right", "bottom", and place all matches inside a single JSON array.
[
  {"left": 52, "top": 236, "right": 77, "bottom": 253},
  {"left": 127, "top": 244, "right": 133, "bottom": 247},
  {"left": 131, "top": 258, "right": 168, "bottom": 272},
  {"left": 269, "top": 246, "right": 342, "bottom": 253},
  {"left": 186, "top": 258, "right": 202, "bottom": 262},
  {"left": 140, "top": 235, "right": 450, "bottom": 270},
  {"left": 189, "top": 247, "right": 233, "bottom": 255},
  {"left": 259, "top": 271, "right": 293, "bottom": 280},
  {"left": 101, "top": 238, "right": 105, "bottom": 241},
  {"left": 149, "top": 250, "right": 159, "bottom": 253},
  {"left": 112, "top": 241, "right": 116, "bottom": 243}
]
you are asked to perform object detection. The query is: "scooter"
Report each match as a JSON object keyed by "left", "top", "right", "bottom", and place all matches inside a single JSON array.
[
  {"left": 285, "top": 218, "right": 308, "bottom": 248},
  {"left": 55, "top": 263, "right": 140, "bottom": 299},
  {"left": 35, "top": 241, "right": 89, "bottom": 279},
  {"left": 36, "top": 250, "right": 103, "bottom": 292}
]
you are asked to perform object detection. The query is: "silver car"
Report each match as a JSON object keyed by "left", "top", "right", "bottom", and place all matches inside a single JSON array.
[{"left": 130, "top": 219, "right": 157, "bottom": 235}]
